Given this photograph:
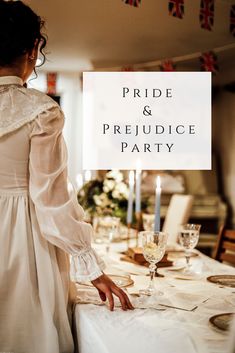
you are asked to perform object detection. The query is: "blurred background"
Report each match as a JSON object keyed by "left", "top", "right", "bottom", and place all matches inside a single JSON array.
[{"left": 27, "top": 0, "right": 235, "bottom": 254}]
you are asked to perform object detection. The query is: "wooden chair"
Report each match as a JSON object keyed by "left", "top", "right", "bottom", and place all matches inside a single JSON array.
[
  {"left": 213, "top": 226, "right": 235, "bottom": 266},
  {"left": 162, "top": 194, "right": 194, "bottom": 244}
]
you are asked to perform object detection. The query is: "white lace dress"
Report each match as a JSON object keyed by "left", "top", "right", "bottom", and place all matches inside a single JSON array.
[{"left": 0, "top": 76, "right": 105, "bottom": 353}]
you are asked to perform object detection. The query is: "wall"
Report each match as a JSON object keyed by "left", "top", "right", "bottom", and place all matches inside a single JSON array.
[
  {"left": 29, "top": 72, "right": 83, "bottom": 187},
  {"left": 213, "top": 89, "right": 235, "bottom": 227}
]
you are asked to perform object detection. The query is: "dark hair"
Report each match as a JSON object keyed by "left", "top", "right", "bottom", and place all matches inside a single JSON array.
[{"left": 0, "top": 0, "right": 47, "bottom": 67}]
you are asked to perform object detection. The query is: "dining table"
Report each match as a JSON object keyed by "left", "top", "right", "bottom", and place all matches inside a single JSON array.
[{"left": 73, "top": 239, "right": 235, "bottom": 353}]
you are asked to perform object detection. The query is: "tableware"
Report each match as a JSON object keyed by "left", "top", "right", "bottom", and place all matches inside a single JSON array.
[
  {"left": 142, "top": 213, "right": 155, "bottom": 231},
  {"left": 139, "top": 231, "right": 168, "bottom": 296},
  {"left": 209, "top": 313, "right": 234, "bottom": 331},
  {"left": 207, "top": 275, "right": 235, "bottom": 288},
  {"left": 77, "top": 274, "right": 134, "bottom": 288},
  {"left": 95, "top": 216, "right": 120, "bottom": 253},
  {"left": 167, "top": 250, "right": 198, "bottom": 261},
  {"left": 178, "top": 224, "right": 201, "bottom": 275}
]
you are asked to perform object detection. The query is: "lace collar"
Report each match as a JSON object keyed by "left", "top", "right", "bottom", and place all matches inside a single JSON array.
[{"left": 0, "top": 76, "right": 23, "bottom": 87}]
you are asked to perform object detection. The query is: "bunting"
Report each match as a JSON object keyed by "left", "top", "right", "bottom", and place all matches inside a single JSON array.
[
  {"left": 168, "top": 0, "right": 184, "bottom": 19},
  {"left": 230, "top": 4, "right": 235, "bottom": 37},
  {"left": 160, "top": 60, "right": 176, "bottom": 71},
  {"left": 200, "top": 51, "right": 218, "bottom": 74},
  {"left": 199, "top": 0, "right": 214, "bottom": 31},
  {"left": 46, "top": 72, "right": 57, "bottom": 95},
  {"left": 122, "top": 0, "right": 141, "bottom": 7},
  {"left": 121, "top": 66, "right": 135, "bottom": 71}
]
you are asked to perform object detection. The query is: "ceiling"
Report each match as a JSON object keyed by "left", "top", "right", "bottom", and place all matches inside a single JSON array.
[{"left": 28, "top": 0, "right": 235, "bottom": 84}]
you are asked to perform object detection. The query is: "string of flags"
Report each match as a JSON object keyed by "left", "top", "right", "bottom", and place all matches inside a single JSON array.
[
  {"left": 231, "top": 5, "right": 235, "bottom": 36},
  {"left": 123, "top": 0, "right": 141, "bottom": 7},
  {"left": 169, "top": 0, "right": 184, "bottom": 19},
  {"left": 122, "top": 0, "right": 235, "bottom": 37},
  {"left": 122, "top": 51, "right": 219, "bottom": 74},
  {"left": 200, "top": 51, "right": 218, "bottom": 74}
]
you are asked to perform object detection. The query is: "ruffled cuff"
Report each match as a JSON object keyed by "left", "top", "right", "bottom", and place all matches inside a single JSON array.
[{"left": 70, "top": 247, "right": 106, "bottom": 282}]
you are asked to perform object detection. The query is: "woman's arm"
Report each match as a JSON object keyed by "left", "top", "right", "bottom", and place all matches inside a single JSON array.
[{"left": 29, "top": 105, "right": 133, "bottom": 310}]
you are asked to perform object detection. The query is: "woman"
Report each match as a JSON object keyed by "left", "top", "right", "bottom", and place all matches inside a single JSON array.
[{"left": 0, "top": 1, "right": 133, "bottom": 352}]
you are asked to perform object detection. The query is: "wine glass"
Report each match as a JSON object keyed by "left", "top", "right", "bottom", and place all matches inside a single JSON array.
[
  {"left": 178, "top": 224, "right": 201, "bottom": 275},
  {"left": 139, "top": 231, "right": 168, "bottom": 296},
  {"left": 96, "top": 216, "right": 120, "bottom": 254}
]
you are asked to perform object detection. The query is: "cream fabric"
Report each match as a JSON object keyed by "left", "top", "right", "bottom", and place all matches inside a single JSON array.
[{"left": 0, "top": 76, "right": 105, "bottom": 353}]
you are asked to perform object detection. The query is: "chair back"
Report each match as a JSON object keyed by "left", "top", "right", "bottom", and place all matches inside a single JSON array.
[
  {"left": 163, "top": 194, "right": 194, "bottom": 244},
  {"left": 213, "top": 226, "right": 235, "bottom": 266}
]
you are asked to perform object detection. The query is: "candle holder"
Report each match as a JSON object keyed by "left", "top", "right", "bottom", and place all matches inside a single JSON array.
[
  {"left": 127, "top": 223, "right": 131, "bottom": 250},
  {"left": 135, "top": 211, "right": 143, "bottom": 247}
]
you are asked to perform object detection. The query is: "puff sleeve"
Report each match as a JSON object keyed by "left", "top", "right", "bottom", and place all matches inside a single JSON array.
[{"left": 29, "top": 105, "right": 105, "bottom": 282}]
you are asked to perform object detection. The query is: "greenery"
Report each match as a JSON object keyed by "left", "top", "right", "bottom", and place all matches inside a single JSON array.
[{"left": 77, "top": 170, "right": 148, "bottom": 224}]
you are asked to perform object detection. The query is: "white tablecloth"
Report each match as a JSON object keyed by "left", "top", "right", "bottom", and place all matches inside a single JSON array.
[{"left": 73, "top": 241, "right": 235, "bottom": 353}]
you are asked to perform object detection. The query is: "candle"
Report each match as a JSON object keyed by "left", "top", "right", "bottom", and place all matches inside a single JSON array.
[
  {"left": 135, "top": 160, "right": 142, "bottom": 213},
  {"left": 76, "top": 173, "right": 83, "bottom": 190},
  {"left": 154, "top": 176, "right": 161, "bottom": 233},
  {"left": 84, "top": 170, "right": 92, "bottom": 182},
  {"left": 127, "top": 171, "right": 135, "bottom": 224}
]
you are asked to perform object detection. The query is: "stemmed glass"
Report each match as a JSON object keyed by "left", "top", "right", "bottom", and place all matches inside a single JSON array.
[
  {"left": 139, "top": 231, "right": 168, "bottom": 296},
  {"left": 178, "top": 224, "right": 201, "bottom": 275},
  {"left": 96, "top": 216, "right": 120, "bottom": 254}
]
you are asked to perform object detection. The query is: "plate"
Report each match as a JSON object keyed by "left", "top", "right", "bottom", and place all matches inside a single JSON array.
[
  {"left": 209, "top": 313, "right": 234, "bottom": 331},
  {"left": 207, "top": 275, "right": 235, "bottom": 288},
  {"left": 109, "top": 274, "right": 134, "bottom": 287},
  {"left": 78, "top": 274, "right": 134, "bottom": 288}
]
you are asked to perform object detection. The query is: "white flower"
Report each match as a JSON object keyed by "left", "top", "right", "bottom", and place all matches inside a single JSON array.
[
  {"left": 103, "top": 179, "right": 115, "bottom": 192},
  {"left": 93, "top": 193, "right": 110, "bottom": 208},
  {"left": 112, "top": 189, "right": 121, "bottom": 199},
  {"left": 103, "top": 186, "right": 110, "bottom": 193},
  {"left": 116, "top": 182, "right": 129, "bottom": 199},
  {"left": 106, "top": 170, "right": 123, "bottom": 183},
  {"left": 93, "top": 195, "right": 102, "bottom": 206}
]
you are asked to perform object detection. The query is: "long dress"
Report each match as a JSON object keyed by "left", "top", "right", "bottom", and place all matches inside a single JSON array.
[{"left": 0, "top": 76, "right": 105, "bottom": 353}]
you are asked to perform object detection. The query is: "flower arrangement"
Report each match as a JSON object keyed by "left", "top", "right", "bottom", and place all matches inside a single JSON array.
[{"left": 77, "top": 170, "right": 147, "bottom": 224}]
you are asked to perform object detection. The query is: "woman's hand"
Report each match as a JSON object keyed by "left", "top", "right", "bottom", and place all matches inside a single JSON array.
[{"left": 91, "top": 273, "right": 134, "bottom": 311}]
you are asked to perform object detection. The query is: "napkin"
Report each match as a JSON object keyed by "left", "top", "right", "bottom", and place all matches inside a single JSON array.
[{"left": 127, "top": 286, "right": 210, "bottom": 311}]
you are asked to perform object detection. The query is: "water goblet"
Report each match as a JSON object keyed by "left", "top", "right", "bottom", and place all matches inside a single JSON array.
[
  {"left": 96, "top": 216, "right": 120, "bottom": 254},
  {"left": 178, "top": 224, "right": 201, "bottom": 275},
  {"left": 139, "top": 231, "right": 168, "bottom": 296}
]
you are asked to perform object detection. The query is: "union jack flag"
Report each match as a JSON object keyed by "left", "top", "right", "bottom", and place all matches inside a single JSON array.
[
  {"left": 122, "top": 0, "right": 141, "bottom": 7},
  {"left": 121, "top": 66, "right": 135, "bottom": 71},
  {"left": 200, "top": 52, "right": 218, "bottom": 74},
  {"left": 200, "top": 0, "right": 214, "bottom": 31},
  {"left": 47, "top": 72, "right": 57, "bottom": 95},
  {"left": 160, "top": 60, "right": 176, "bottom": 71},
  {"left": 168, "top": 0, "right": 184, "bottom": 19},
  {"left": 230, "top": 5, "right": 235, "bottom": 37}
]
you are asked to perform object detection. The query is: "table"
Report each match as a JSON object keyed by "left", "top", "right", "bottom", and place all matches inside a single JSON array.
[{"left": 73, "top": 241, "right": 235, "bottom": 353}]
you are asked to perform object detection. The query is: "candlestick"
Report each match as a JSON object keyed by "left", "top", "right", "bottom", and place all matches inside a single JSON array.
[
  {"left": 127, "top": 171, "right": 135, "bottom": 225},
  {"left": 154, "top": 176, "right": 161, "bottom": 233},
  {"left": 76, "top": 173, "right": 83, "bottom": 190},
  {"left": 84, "top": 170, "right": 92, "bottom": 182},
  {"left": 135, "top": 160, "right": 142, "bottom": 213}
]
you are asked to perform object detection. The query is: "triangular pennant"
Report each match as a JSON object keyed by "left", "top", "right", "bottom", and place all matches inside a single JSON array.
[
  {"left": 230, "top": 5, "right": 235, "bottom": 37},
  {"left": 168, "top": 0, "right": 184, "bottom": 19},
  {"left": 160, "top": 60, "right": 176, "bottom": 71},
  {"left": 46, "top": 72, "right": 57, "bottom": 95},
  {"left": 122, "top": 0, "right": 141, "bottom": 8},
  {"left": 121, "top": 66, "right": 135, "bottom": 71},
  {"left": 200, "top": 51, "right": 218, "bottom": 74},
  {"left": 200, "top": 0, "right": 214, "bottom": 31}
]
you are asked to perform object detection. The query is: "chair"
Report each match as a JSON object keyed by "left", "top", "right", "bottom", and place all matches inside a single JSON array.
[
  {"left": 162, "top": 194, "right": 194, "bottom": 244},
  {"left": 213, "top": 226, "right": 235, "bottom": 266}
]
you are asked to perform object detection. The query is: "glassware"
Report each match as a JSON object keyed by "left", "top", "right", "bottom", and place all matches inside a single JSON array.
[
  {"left": 139, "top": 231, "right": 168, "bottom": 296},
  {"left": 178, "top": 224, "right": 201, "bottom": 274},
  {"left": 95, "top": 216, "right": 120, "bottom": 253},
  {"left": 142, "top": 213, "right": 155, "bottom": 231}
]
